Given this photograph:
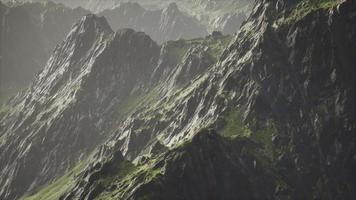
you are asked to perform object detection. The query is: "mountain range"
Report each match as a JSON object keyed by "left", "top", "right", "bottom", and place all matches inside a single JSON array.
[
  {"left": 56, "top": 0, "right": 251, "bottom": 34},
  {"left": 4, "top": 0, "right": 251, "bottom": 33},
  {"left": 98, "top": 2, "right": 208, "bottom": 43},
  {"left": 1, "top": 0, "right": 236, "bottom": 105},
  {"left": 0, "top": 0, "right": 355, "bottom": 200}
]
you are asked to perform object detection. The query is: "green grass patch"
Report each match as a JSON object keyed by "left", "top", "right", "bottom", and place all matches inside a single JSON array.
[
  {"left": 95, "top": 158, "right": 164, "bottom": 200},
  {"left": 98, "top": 160, "right": 137, "bottom": 187},
  {"left": 21, "top": 160, "right": 87, "bottom": 200},
  {"left": 222, "top": 109, "right": 252, "bottom": 138},
  {"left": 250, "top": 120, "right": 278, "bottom": 159},
  {"left": 221, "top": 108, "right": 278, "bottom": 159},
  {"left": 288, "top": 0, "right": 344, "bottom": 20}
]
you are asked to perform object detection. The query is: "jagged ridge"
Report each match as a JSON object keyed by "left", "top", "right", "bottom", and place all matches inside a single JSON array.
[
  {"left": 49, "top": 0, "right": 356, "bottom": 199},
  {"left": 0, "top": 11, "right": 232, "bottom": 199}
]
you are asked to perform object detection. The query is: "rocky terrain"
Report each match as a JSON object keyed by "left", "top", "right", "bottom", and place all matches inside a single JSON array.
[
  {"left": 0, "top": 10, "right": 230, "bottom": 199},
  {"left": 0, "top": 0, "right": 216, "bottom": 105},
  {"left": 0, "top": 1, "right": 89, "bottom": 103},
  {"left": 0, "top": 0, "right": 355, "bottom": 200}
]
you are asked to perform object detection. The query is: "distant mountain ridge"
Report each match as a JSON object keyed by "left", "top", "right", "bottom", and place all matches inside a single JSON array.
[
  {"left": 61, "top": 0, "right": 251, "bottom": 34},
  {"left": 99, "top": 2, "right": 208, "bottom": 43},
  {"left": 4, "top": 0, "right": 251, "bottom": 34}
]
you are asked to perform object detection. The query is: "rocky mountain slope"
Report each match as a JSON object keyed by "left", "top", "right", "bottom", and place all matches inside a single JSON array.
[
  {"left": 0, "top": 14, "right": 158, "bottom": 199},
  {"left": 0, "top": 10, "right": 230, "bottom": 199},
  {"left": 1, "top": 0, "right": 215, "bottom": 104},
  {"left": 0, "top": 1, "right": 89, "bottom": 103},
  {"left": 98, "top": 2, "right": 208, "bottom": 43},
  {"left": 1, "top": 0, "right": 356, "bottom": 199}
]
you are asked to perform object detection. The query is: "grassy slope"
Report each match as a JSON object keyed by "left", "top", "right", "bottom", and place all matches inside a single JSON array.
[
  {"left": 21, "top": 160, "right": 87, "bottom": 200},
  {"left": 222, "top": 108, "right": 278, "bottom": 159}
]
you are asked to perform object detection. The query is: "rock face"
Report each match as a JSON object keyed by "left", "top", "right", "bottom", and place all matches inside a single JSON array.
[
  {"left": 216, "top": 0, "right": 356, "bottom": 198},
  {"left": 0, "top": 1, "right": 89, "bottom": 90},
  {"left": 2, "top": 0, "right": 356, "bottom": 200},
  {"left": 0, "top": 11, "right": 230, "bottom": 200},
  {"left": 58, "top": 0, "right": 356, "bottom": 199},
  {"left": 0, "top": 14, "right": 161, "bottom": 199},
  {"left": 99, "top": 2, "right": 208, "bottom": 43}
]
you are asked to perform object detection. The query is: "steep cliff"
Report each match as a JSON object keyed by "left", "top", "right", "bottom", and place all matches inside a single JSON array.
[{"left": 0, "top": 14, "right": 160, "bottom": 199}]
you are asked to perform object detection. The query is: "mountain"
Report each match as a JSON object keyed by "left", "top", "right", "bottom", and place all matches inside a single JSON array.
[
  {"left": 174, "top": 0, "right": 251, "bottom": 34},
  {"left": 51, "top": 0, "right": 119, "bottom": 12},
  {"left": 38, "top": 0, "right": 252, "bottom": 34},
  {"left": 0, "top": 11, "right": 231, "bottom": 199},
  {"left": 98, "top": 2, "right": 208, "bottom": 43},
  {"left": 4, "top": 0, "right": 251, "bottom": 34},
  {"left": 2, "top": 0, "right": 356, "bottom": 199},
  {"left": 0, "top": 1, "right": 89, "bottom": 104},
  {"left": 0, "top": 0, "right": 210, "bottom": 105},
  {"left": 61, "top": 129, "right": 276, "bottom": 200},
  {"left": 29, "top": 0, "right": 356, "bottom": 199}
]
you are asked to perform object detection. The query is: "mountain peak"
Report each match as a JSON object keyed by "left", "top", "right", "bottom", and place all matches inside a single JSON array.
[
  {"left": 113, "top": 28, "right": 155, "bottom": 44},
  {"left": 167, "top": 2, "right": 178, "bottom": 10},
  {"left": 165, "top": 2, "right": 179, "bottom": 12},
  {"left": 74, "top": 14, "right": 113, "bottom": 35},
  {"left": 59, "top": 14, "right": 113, "bottom": 61}
]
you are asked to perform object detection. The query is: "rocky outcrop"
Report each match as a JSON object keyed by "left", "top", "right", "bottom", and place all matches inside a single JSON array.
[{"left": 0, "top": 14, "right": 161, "bottom": 199}]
